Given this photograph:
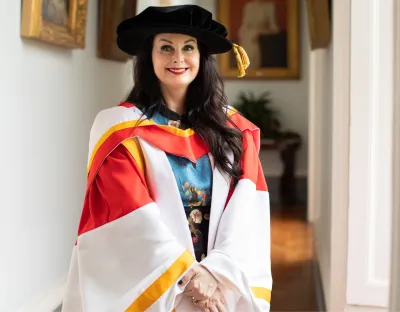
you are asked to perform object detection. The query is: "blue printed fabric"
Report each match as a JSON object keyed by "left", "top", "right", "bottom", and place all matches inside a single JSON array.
[{"left": 143, "top": 106, "right": 213, "bottom": 262}]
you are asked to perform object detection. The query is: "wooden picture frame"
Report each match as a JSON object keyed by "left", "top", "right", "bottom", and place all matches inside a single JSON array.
[
  {"left": 21, "top": 0, "right": 88, "bottom": 49},
  {"left": 97, "top": 0, "right": 137, "bottom": 62},
  {"left": 217, "top": 0, "right": 300, "bottom": 80},
  {"left": 306, "top": 0, "right": 331, "bottom": 50}
]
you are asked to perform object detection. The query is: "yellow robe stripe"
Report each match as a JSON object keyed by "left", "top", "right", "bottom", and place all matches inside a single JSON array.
[
  {"left": 87, "top": 119, "right": 196, "bottom": 173},
  {"left": 125, "top": 250, "right": 194, "bottom": 312},
  {"left": 251, "top": 287, "right": 272, "bottom": 303},
  {"left": 122, "top": 138, "right": 146, "bottom": 175}
]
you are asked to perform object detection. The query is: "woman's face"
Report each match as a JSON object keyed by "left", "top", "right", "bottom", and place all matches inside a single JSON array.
[{"left": 152, "top": 33, "right": 200, "bottom": 89}]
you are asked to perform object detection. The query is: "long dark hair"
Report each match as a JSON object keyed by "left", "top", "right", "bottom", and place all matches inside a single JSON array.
[{"left": 125, "top": 36, "right": 244, "bottom": 185}]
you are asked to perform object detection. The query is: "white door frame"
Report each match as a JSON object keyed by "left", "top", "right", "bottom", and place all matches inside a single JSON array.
[
  {"left": 306, "top": 0, "right": 351, "bottom": 309},
  {"left": 389, "top": 0, "right": 400, "bottom": 310},
  {"left": 328, "top": 0, "right": 351, "bottom": 310},
  {"left": 308, "top": 0, "right": 397, "bottom": 310}
]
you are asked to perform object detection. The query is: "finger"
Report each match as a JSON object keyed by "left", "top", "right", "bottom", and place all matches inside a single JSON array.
[
  {"left": 206, "top": 284, "right": 216, "bottom": 297},
  {"left": 193, "top": 299, "right": 208, "bottom": 307},
  {"left": 214, "top": 289, "right": 225, "bottom": 304},
  {"left": 210, "top": 305, "right": 219, "bottom": 312},
  {"left": 182, "top": 289, "right": 195, "bottom": 296},
  {"left": 178, "top": 268, "right": 197, "bottom": 286},
  {"left": 195, "top": 281, "right": 209, "bottom": 300},
  {"left": 200, "top": 282, "right": 209, "bottom": 299},
  {"left": 183, "top": 283, "right": 208, "bottom": 301},
  {"left": 215, "top": 301, "right": 226, "bottom": 312}
]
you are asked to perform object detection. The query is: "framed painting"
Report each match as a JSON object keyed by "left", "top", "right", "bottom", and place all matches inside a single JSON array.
[
  {"left": 21, "top": 0, "right": 88, "bottom": 49},
  {"left": 306, "top": 0, "right": 331, "bottom": 50},
  {"left": 97, "top": 0, "right": 137, "bottom": 62},
  {"left": 217, "top": 0, "right": 300, "bottom": 80}
]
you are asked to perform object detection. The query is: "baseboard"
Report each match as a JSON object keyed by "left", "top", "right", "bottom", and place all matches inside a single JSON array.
[
  {"left": 16, "top": 277, "right": 66, "bottom": 312},
  {"left": 312, "top": 259, "right": 327, "bottom": 311},
  {"left": 310, "top": 223, "right": 327, "bottom": 312}
]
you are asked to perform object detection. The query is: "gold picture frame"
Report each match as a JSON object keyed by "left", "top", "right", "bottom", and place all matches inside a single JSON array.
[
  {"left": 306, "top": 0, "right": 331, "bottom": 50},
  {"left": 21, "top": 0, "right": 88, "bottom": 49},
  {"left": 97, "top": 0, "right": 137, "bottom": 62},
  {"left": 217, "top": 0, "right": 300, "bottom": 80}
]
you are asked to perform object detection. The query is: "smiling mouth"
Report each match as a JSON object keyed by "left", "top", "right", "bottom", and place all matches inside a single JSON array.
[{"left": 167, "top": 68, "right": 189, "bottom": 75}]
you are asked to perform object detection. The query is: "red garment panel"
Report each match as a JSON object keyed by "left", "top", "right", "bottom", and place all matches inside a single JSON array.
[{"left": 78, "top": 144, "right": 153, "bottom": 236}]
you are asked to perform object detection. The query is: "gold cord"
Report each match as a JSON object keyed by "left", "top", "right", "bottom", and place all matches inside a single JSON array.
[{"left": 232, "top": 43, "right": 250, "bottom": 78}]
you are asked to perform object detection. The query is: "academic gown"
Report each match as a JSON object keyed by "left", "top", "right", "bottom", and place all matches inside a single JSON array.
[{"left": 61, "top": 102, "right": 273, "bottom": 312}]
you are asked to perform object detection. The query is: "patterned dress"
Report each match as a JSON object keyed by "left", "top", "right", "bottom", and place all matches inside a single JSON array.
[{"left": 141, "top": 104, "right": 213, "bottom": 262}]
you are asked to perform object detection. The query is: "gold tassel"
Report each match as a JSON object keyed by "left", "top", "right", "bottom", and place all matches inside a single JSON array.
[{"left": 233, "top": 43, "right": 250, "bottom": 78}]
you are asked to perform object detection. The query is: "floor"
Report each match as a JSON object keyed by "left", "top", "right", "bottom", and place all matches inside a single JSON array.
[{"left": 270, "top": 205, "right": 321, "bottom": 311}]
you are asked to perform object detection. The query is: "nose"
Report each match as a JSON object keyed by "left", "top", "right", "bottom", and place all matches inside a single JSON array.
[{"left": 172, "top": 50, "right": 184, "bottom": 64}]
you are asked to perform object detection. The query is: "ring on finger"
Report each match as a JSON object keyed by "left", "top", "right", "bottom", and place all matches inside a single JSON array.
[{"left": 191, "top": 296, "right": 198, "bottom": 303}]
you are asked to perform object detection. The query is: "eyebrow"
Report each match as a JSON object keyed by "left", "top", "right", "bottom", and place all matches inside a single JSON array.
[
  {"left": 159, "top": 39, "right": 173, "bottom": 44},
  {"left": 158, "top": 38, "right": 197, "bottom": 44}
]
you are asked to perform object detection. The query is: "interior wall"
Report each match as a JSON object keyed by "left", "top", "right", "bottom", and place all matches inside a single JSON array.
[
  {"left": 308, "top": 0, "right": 346, "bottom": 310},
  {"left": 309, "top": 46, "right": 333, "bottom": 308},
  {"left": 0, "top": 1, "right": 132, "bottom": 311}
]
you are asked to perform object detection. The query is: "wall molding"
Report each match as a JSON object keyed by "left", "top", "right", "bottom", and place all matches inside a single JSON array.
[
  {"left": 313, "top": 260, "right": 326, "bottom": 312},
  {"left": 311, "top": 223, "right": 327, "bottom": 311},
  {"left": 307, "top": 50, "right": 322, "bottom": 223},
  {"left": 328, "top": 0, "right": 351, "bottom": 310},
  {"left": 389, "top": 0, "right": 400, "bottom": 310}
]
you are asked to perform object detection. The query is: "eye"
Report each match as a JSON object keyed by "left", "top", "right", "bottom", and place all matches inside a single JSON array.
[
  {"left": 160, "top": 45, "right": 174, "bottom": 52},
  {"left": 183, "top": 45, "right": 195, "bottom": 51}
]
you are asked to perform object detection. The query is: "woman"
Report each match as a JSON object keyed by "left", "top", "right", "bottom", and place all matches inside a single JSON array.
[{"left": 62, "top": 5, "right": 272, "bottom": 312}]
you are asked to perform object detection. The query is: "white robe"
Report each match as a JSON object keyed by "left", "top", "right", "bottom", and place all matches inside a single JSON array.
[{"left": 62, "top": 103, "right": 273, "bottom": 311}]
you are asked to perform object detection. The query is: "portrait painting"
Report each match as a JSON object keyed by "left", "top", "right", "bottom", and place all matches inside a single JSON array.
[
  {"left": 217, "top": 0, "right": 300, "bottom": 79},
  {"left": 97, "top": 0, "right": 137, "bottom": 62},
  {"left": 42, "top": 0, "right": 69, "bottom": 27},
  {"left": 21, "top": 0, "right": 88, "bottom": 49}
]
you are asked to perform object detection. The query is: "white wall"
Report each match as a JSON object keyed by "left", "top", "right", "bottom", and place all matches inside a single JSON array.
[
  {"left": 309, "top": 46, "right": 333, "bottom": 304},
  {"left": 138, "top": 0, "right": 197, "bottom": 12},
  {"left": 308, "top": 0, "right": 348, "bottom": 310},
  {"left": 310, "top": 0, "right": 353, "bottom": 310},
  {"left": 0, "top": 1, "right": 132, "bottom": 311},
  {"left": 198, "top": 0, "right": 309, "bottom": 177}
]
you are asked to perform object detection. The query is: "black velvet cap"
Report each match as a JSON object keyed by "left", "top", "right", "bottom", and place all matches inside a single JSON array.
[{"left": 116, "top": 5, "right": 233, "bottom": 55}]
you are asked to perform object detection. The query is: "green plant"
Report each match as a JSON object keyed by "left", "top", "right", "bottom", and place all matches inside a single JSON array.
[{"left": 234, "top": 91, "right": 281, "bottom": 139}]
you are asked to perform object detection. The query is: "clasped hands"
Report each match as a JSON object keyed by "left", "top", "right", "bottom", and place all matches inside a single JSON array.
[{"left": 179, "top": 264, "right": 225, "bottom": 312}]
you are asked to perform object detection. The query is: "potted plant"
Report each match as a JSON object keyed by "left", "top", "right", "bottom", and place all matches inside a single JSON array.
[
  {"left": 233, "top": 91, "right": 302, "bottom": 205},
  {"left": 233, "top": 91, "right": 281, "bottom": 140}
]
